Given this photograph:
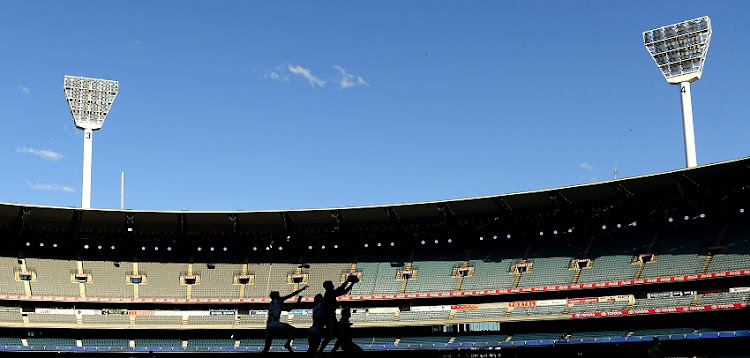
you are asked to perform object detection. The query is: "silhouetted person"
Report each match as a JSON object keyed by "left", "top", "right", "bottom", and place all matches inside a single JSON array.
[
  {"left": 331, "top": 307, "right": 363, "bottom": 353},
  {"left": 647, "top": 337, "right": 664, "bottom": 358},
  {"left": 263, "top": 285, "right": 308, "bottom": 354},
  {"left": 318, "top": 276, "right": 358, "bottom": 352},
  {"left": 307, "top": 293, "right": 324, "bottom": 355}
]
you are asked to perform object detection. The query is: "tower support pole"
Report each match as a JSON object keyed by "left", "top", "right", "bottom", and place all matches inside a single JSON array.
[
  {"left": 82, "top": 128, "right": 93, "bottom": 209},
  {"left": 679, "top": 81, "right": 697, "bottom": 168}
]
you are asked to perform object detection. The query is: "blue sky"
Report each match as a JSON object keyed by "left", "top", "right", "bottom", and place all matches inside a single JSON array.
[{"left": 1, "top": 1, "right": 749, "bottom": 211}]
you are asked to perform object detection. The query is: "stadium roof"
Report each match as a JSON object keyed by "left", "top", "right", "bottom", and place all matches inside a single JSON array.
[{"left": 1, "top": 156, "right": 749, "bottom": 238}]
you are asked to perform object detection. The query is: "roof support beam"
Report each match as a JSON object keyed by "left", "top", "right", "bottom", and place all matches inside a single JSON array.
[
  {"left": 13, "top": 207, "right": 30, "bottom": 234},
  {"left": 69, "top": 210, "right": 83, "bottom": 237}
]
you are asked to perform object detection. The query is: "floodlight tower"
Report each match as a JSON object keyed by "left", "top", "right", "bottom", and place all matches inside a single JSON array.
[
  {"left": 63, "top": 75, "right": 119, "bottom": 209},
  {"left": 643, "top": 16, "right": 712, "bottom": 168}
]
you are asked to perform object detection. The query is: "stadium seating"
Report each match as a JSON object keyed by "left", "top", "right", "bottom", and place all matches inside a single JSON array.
[
  {"left": 83, "top": 260, "right": 134, "bottom": 298},
  {"left": 133, "top": 315, "right": 182, "bottom": 325},
  {"left": 27, "top": 313, "right": 77, "bottom": 324},
  {"left": 509, "top": 305, "right": 566, "bottom": 317},
  {"left": 570, "top": 331, "right": 629, "bottom": 338},
  {"left": 0, "top": 337, "right": 23, "bottom": 346},
  {"left": 242, "top": 263, "right": 273, "bottom": 298},
  {"left": 404, "top": 261, "right": 459, "bottom": 293},
  {"left": 25, "top": 258, "right": 79, "bottom": 297},
  {"left": 577, "top": 255, "right": 638, "bottom": 283},
  {"left": 709, "top": 231, "right": 750, "bottom": 272},
  {"left": 137, "top": 262, "right": 185, "bottom": 298},
  {"left": 639, "top": 254, "right": 705, "bottom": 278},
  {"left": 510, "top": 332, "right": 567, "bottom": 341},
  {"left": 398, "top": 336, "right": 451, "bottom": 345},
  {"left": 452, "top": 334, "right": 508, "bottom": 344},
  {"left": 238, "top": 313, "right": 267, "bottom": 326},
  {"left": 632, "top": 295, "right": 694, "bottom": 309},
  {"left": 459, "top": 259, "right": 518, "bottom": 291},
  {"left": 349, "top": 261, "right": 378, "bottom": 296},
  {"left": 398, "top": 310, "right": 450, "bottom": 322},
  {"left": 81, "top": 338, "right": 129, "bottom": 347},
  {"left": 303, "top": 262, "right": 353, "bottom": 297},
  {"left": 187, "top": 315, "right": 235, "bottom": 325},
  {"left": 0, "top": 257, "right": 25, "bottom": 295},
  {"left": 517, "top": 257, "right": 575, "bottom": 287},
  {"left": 81, "top": 314, "right": 130, "bottom": 325},
  {"left": 452, "top": 307, "right": 505, "bottom": 320},
  {"left": 0, "top": 309, "right": 22, "bottom": 324},
  {"left": 631, "top": 327, "right": 695, "bottom": 336},
  {"left": 191, "top": 263, "right": 241, "bottom": 298},
  {"left": 699, "top": 291, "right": 748, "bottom": 305},
  {"left": 187, "top": 339, "right": 234, "bottom": 347},
  {"left": 134, "top": 339, "right": 181, "bottom": 347},
  {"left": 370, "top": 337, "right": 397, "bottom": 346},
  {"left": 27, "top": 338, "right": 76, "bottom": 347},
  {"left": 366, "top": 312, "right": 396, "bottom": 322},
  {"left": 350, "top": 309, "right": 367, "bottom": 322}
]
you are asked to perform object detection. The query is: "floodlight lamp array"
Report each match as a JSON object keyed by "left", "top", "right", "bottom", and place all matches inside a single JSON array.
[
  {"left": 63, "top": 75, "right": 119, "bottom": 130},
  {"left": 643, "top": 16, "right": 711, "bottom": 84}
]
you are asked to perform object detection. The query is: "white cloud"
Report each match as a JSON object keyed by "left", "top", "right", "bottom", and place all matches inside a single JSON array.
[
  {"left": 18, "top": 86, "right": 30, "bottom": 95},
  {"left": 333, "top": 66, "right": 368, "bottom": 89},
  {"left": 288, "top": 64, "right": 326, "bottom": 87},
  {"left": 266, "top": 71, "right": 289, "bottom": 83},
  {"left": 16, "top": 147, "right": 63, "bottom": 161},
  {"left": 580, "top": 162, "right": 595, "bottom": 171},
  {"left": 26, "top": 181, "right": 75, "bottom": 193}
]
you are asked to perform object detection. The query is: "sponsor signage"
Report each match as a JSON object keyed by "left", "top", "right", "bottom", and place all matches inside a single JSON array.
[
  {"left": 571, "top": 302, "right": 749, "bottom": 318},
  {"left": 451, "top": 304, "right": 479, "bottom": 310},
  {"left": 128, "top": 310, "right": 156, "bottom": 316},
  {"left": 35, "top": 308, "right": 101, "bottom": 315}
]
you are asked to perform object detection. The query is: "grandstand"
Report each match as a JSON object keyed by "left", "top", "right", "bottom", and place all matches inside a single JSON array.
[{"left": 0, "top": 158, "right": 749, "bottom": 356}]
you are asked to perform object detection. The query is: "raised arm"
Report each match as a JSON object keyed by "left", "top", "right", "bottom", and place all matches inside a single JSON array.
[
  {"left": 333, "top": 281, "right": 354, "bottom": 297},
  {"left": 281, "top": 285, "right": 309, "bottom": 301}
]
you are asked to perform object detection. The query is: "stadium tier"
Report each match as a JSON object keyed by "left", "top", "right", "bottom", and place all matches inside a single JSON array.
[{"left": 0, "top": 157, "right": 750, "bottom": 356}]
